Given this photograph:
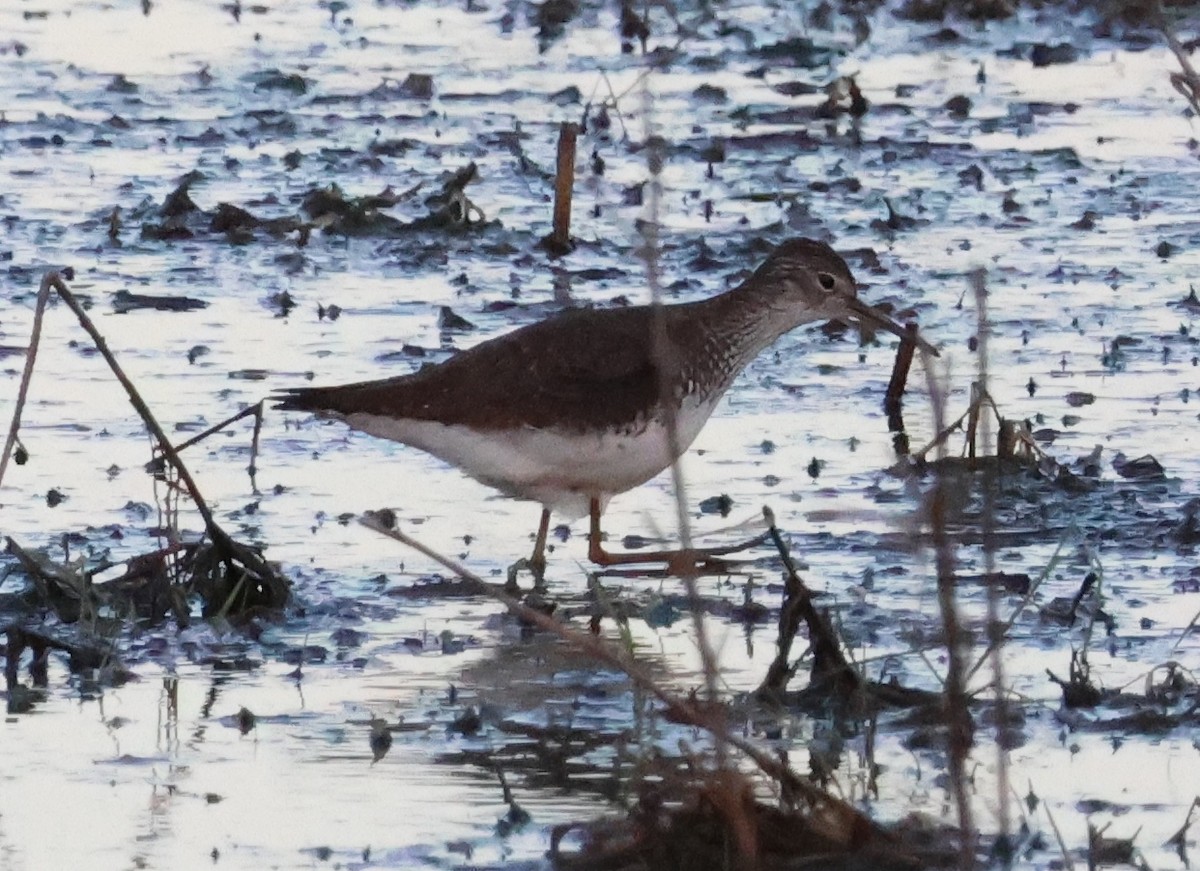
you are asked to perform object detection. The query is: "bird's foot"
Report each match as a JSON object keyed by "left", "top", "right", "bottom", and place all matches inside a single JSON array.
[
  {"left": 505, "top": 554, "right": 548, "bottom": 593},
  {"left": 588, "top": 530, "right": 771, "bottom": 575}
]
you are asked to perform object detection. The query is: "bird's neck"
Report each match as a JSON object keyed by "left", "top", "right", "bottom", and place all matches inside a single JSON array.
[
  {"left": 702, "top": 281, "right": 798, "bottom": 358},
  {"left": 665, "top": 282, "right": 798, "bottom": 403}
]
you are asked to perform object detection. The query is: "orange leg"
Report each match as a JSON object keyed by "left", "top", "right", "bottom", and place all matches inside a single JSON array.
[{"left": 586, "top": 497, "right": 769, "bottom": 573}]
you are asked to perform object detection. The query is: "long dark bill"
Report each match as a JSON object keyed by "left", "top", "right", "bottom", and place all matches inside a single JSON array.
[{"left": 845, "top": 297, "right": 939, "bottom": 357}]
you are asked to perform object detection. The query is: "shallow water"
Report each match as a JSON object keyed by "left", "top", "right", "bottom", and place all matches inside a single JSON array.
[{"left": 3, "top": 0, "right": 1200, "bottom": 868}]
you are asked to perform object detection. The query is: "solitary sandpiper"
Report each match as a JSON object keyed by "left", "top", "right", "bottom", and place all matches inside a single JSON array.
[{"left": 275, "top": 238, "right": 935, "bottom": 574}]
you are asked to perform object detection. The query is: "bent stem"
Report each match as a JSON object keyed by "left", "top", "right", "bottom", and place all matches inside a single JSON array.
[
  {"left": 2, "top": 271, "right": 286, "bottom": 609},
  {"left": 359, "top": 513, "right": 898, "bottom": 847},
  {"left": 756, "top": 506, "right": 862, "bottom": 701},
  {"left": 147, "top": 400, "right": 265, "bottom": 491}
]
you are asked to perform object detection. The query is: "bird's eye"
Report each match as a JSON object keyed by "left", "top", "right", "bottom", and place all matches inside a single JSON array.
[{"left": 817, "top": 272, "right": 836, "bottom": 291}]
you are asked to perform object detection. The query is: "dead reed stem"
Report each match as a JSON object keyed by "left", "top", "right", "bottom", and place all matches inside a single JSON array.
[
  {"left": 964, "top": 532, "right": 1069, "bottom": 684},
  {"left": 0, "top": 274, "right": 51, "bottom": 490},
  {"left": 1157, "top": 0, "right": 1200, "bottom": 115},
  {"left": 49, "top": 274, "right": 222, "bottom": 531},
  {"left": 884, "top": 325, "right": 918, "bottom": 413},
  {"left": 920, "top": 352, "right": 977, "bottom": 869},
  {"left": 146, "top": 400, "right": 264, "bottom": 490},
  {"left": 548, "top": 121, "right": 578, "bottom": 253},
  {"left": 971, "top": 267, "right": 1012, "bottom": 849},
  {"left": 756, "top": 506, "right": 861, "bottom": 700},
  {"left": 2, "top": 271, "right": 286, "bottom": 609},
  {"left": 638, "top": 78, "right": 728, "bottom": 771}
]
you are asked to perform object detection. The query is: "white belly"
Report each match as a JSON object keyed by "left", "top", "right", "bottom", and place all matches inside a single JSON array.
[{"left": 344, "top": 396, "right": 720, "bottom": 520}]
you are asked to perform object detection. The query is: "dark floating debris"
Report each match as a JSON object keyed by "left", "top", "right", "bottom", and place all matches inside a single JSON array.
[
  {"left": 697, "top": 494, "right": 733, "bottom": 517},
  {"left": 1041, "top": 572, "right": 1114, "bottom": 633},
  {"left": 1171, "top": 285, "right": 1200, "bottom": 311},
  {"left": 448, "top": 705, "right": 482, "bottom": 736},
  {"left": 1112, "top": 452, "right": 1166, "bottom": 481},
  {"left": 248, "top": 68, "right": 308, "bottom": 95},
  {"left": 618, "top": 0, "right": 648, "bottom": 53},
  {"left": 945, "top": 93, "right": 972, "bottom": 118},
  {"left": 136, "top": 161, "right": 488, "bottom": 246},
  {"left": 4, "top": 624, "right": 133, "bottom": 692},
  {"left": 106, "top": 73, "right": 138, "bottom": 94},
  {"left": 535, "top": 0, "right": 580, "bottom": 48},
  {"left": 753, "top": 35, "right": 840, "bottom": 69},
  {"left": 871, "top": 197, "right": 921, "bottom": 233},
  {"left": 815, "top": 75, "right": 868, "bottom": 118},
  {"left": 438, "top": 306, "right": 475, "bottom": 332},
  {"left": 1070, "top": 210, "right": 1098, "bottom": 230},
  {"left": 235, "top": 706, "right": 256, "bottom": 734},
  {"left": 369, "top": 719, "right": 393, "bottom": 762},
  {"left": 958, "top": 163, "right": 984, "bottom": 189},
  {"left": 112, "top": 289, "right": 208, "bottom": 314},
  {"left": 896, "top": 0, "right": 1013, "bottom": 22},
  {"left": 958, "top": 572, "right": 1032, "bottom": 595},
  {"left": 271, "top": 291, "right": 297, "bottom": 317},
  {"left": 1030, "top": 42, "right": 1079, "bottom": 67},
  {"left": 549, "top": 779, "right": 958, "bottom": 871}
]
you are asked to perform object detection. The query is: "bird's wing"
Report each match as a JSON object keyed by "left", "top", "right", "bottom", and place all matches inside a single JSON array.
[
  {"left": 438, "top": 305, "right": 669, "bottom": 430},
  {"left": 275, "top": 305, "right": 678, "bottom": 432}
]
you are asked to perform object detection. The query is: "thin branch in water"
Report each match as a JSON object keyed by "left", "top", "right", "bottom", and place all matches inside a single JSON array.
[
  {"left": 1156, "top": 0, "right": 1200, "bottom": 115},
  {"left": 359, "top": 511, "right": 903, "bottom": 851},
  {"left": 920, "top": 346, "right": 977, "bottom": 869},
  {"left": 2, "top": 271, "right": 288, "bottom": 613},
  {"left": 756, "top": 506, "right": 861, "bottom": 701},
  {"left": 0, "top": 272, "right": 52, "bottom": 490},
  {"left": 145, "top": 400, "right": 265, "bottom": 492},
  {"left": 970, "top": 266, "right": 1012, "bottom": 853}
]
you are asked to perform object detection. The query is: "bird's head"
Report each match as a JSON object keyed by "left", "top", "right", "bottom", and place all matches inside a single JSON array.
[{"left": 748, "top": 238, "right": 937, "bottom": 355}]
